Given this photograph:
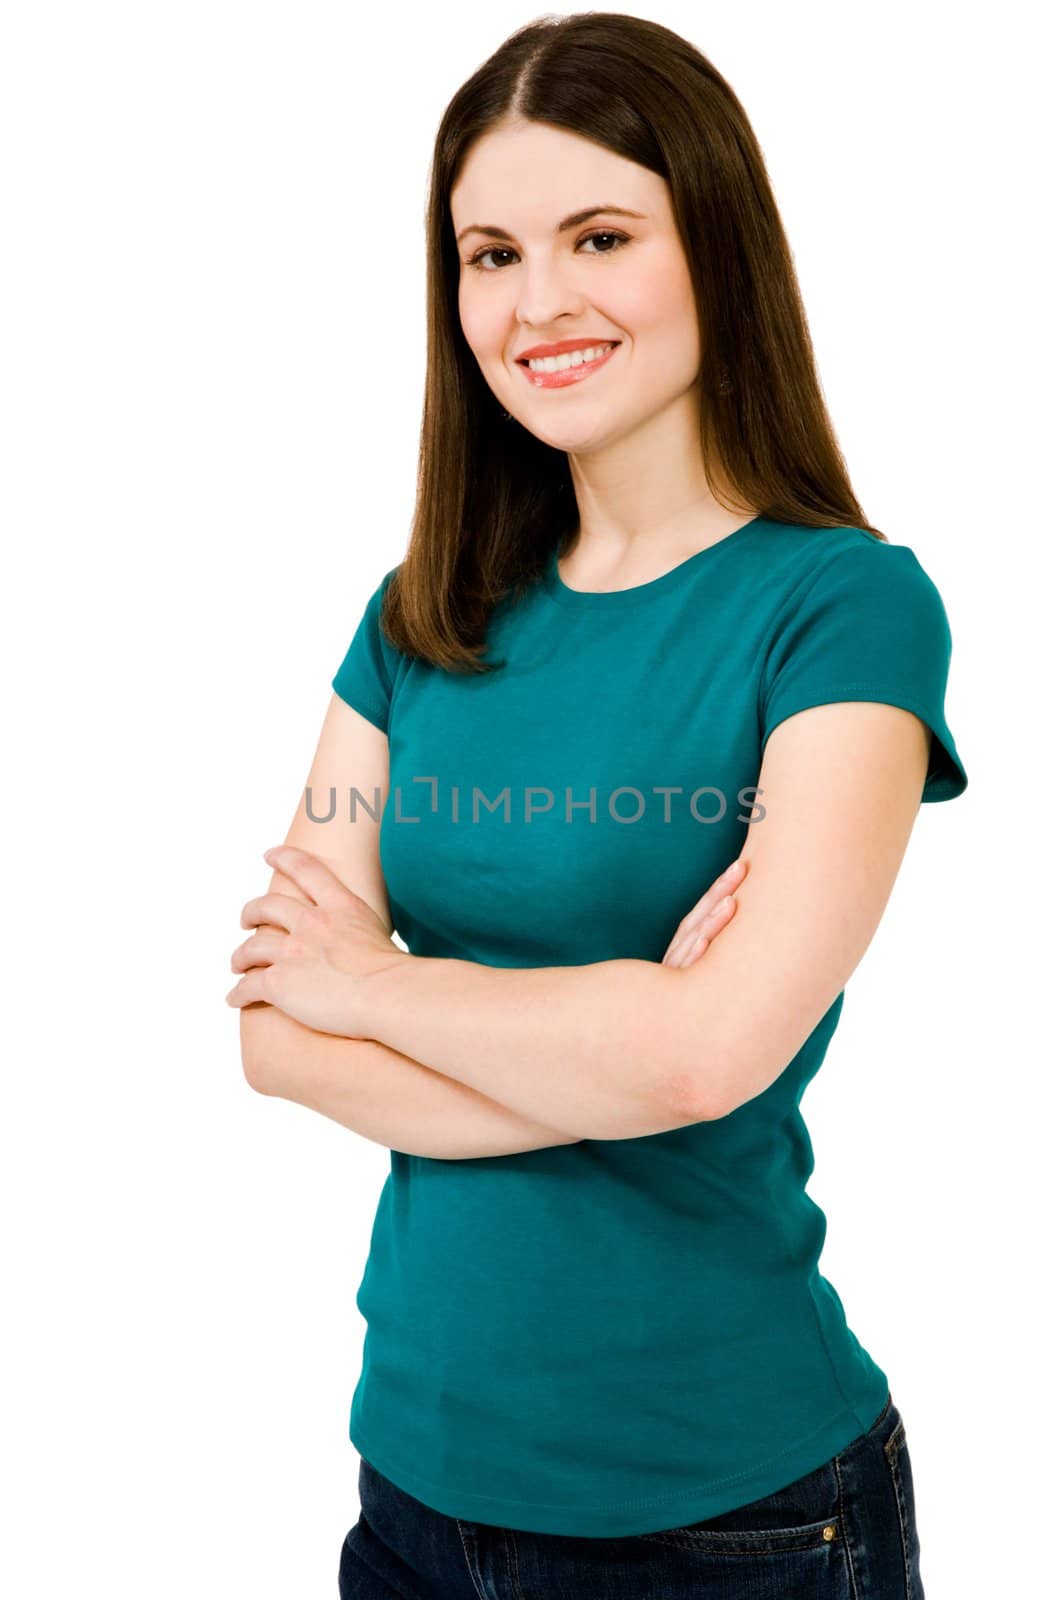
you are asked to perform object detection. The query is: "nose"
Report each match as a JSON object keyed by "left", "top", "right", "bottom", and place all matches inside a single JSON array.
[{"left": 514, "top": 254, "right": 586, "bottom": 333}]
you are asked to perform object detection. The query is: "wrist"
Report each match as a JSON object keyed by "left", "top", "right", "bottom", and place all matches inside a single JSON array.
[{"left": 350, "top": 947, "right": 413, "bottom": 1040}]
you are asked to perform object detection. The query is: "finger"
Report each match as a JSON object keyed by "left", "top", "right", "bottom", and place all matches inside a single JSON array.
[
  {"left": 693, "top": 892, "right": 737, "bottom": 950},
  {"left": 665, "top": 894, "right": 734, "bottom": 967},
  {"left": 679, "top": 930, "right": 710, "bottom": 968},
  {"left": 230, "top": 930, "right": 287, "bottom": 974},
  {"left": 664, "top": 920, "right": 706, "bottom": 968},
  {"left": 226, "top": 970, "right": 269, "bottom": 1008},
  {"left": 662, "top": 857, "right": 747, "bottom": 961},
  {"left": 680, "top": 897, "right": 738, "bottom": 966},
  {"left": 239, "top": 891, "right": 309, "bottom": 933},
  {"left": 679, "top": 857, "right": 747, "bottom": 931},
  {"left": 671, "top": 904, "right": 726, "bottom": 967},
  {"left": 262, "top": 844, "right": 352, "bottom": 911}
]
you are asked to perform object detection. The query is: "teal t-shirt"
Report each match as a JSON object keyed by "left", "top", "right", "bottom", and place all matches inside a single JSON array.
[{"left": 330, "top": 515, "right": 967, "bottom": 1538}]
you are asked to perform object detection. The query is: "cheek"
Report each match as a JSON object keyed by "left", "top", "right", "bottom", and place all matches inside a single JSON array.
[
  {"left": 614, "top": 240, "right": 697, "bottom": 331},
  {"left": 615, "top": 257, "right": 700, "bottom": 377},
  {"left": 632, "top": 259, "right": 696, "bottom": 336},
  {"left": 458, "top": 287, "right": 510, "bottom": 363}
]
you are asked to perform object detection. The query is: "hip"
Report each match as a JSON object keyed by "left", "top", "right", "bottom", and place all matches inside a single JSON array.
[{"left": 339, "top": 1393, "right": 923, "bottom": 1599}]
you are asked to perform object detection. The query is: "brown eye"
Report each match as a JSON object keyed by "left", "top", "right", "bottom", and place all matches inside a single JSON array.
[
  {"left": 466, "top": 246, "right": 517, "bottom": 272},
  {"left": 465, "top": 230, "right": 632, "bottom": 273},
  {"left": 576, "top": 230, "right": 631, "bottom": 256}
]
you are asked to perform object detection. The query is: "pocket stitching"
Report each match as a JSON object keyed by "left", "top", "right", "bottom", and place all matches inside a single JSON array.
[
  {"left": 635, "top": 1516, "right": 842, "bottom": 1556},
  {"left": 883, "top": 1421, "right": 915, "bottom": 1600},
  {"left": 831, "top": 1448, "right": 859, "bottom": 1597}
]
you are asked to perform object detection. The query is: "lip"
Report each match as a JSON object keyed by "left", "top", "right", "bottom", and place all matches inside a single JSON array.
[
  {"left": 516, "top": 336, "right": 621, "bottom": 361},
  {"left": 516, "top": 340, "right": 621, "bottom": 390}
]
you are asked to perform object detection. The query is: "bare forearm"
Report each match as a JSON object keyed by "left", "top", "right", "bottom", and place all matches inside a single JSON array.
[
  {"left": 362, "top": 956, "right": 702, "bottom": 1142},
  {"left": 240, "top": 1004, "right": 582, "bottom": 1160}
]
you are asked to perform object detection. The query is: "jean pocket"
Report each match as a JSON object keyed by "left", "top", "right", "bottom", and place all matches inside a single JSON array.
[
  {"left": 884, "top": 1417, "right": 922, "bottom": 1593},
  {"left": 637, "top": 1457, "right": 844, "bottom": 1556}
]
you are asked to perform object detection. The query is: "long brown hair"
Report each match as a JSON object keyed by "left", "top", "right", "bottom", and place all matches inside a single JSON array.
[{"left": 379, "top": 11, "right": 885, "bottom": 674}]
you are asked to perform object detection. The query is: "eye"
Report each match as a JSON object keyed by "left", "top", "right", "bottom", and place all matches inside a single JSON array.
[
  {"left": 576, "top": 229, "right": 631, "bottom": 258},
  {"left": 464, "top": 229, "right": 632, "bottom": 272},
  {"left": 466, "top": 245, "right": 517, "bottom": 273}
]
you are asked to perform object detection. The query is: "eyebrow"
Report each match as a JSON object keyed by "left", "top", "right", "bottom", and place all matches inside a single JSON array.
[{"left": 455, "top": 205, "right": 648, "bottom": 246}]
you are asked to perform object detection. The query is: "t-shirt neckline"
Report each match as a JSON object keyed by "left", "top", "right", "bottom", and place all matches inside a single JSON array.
[{"left": 543, "top": 514, "right": 768, "bottom": 609}]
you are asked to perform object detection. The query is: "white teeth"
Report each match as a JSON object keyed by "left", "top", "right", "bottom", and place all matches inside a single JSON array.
[{"left": 526, "top": 343, "right": 616, "bottom": 373}]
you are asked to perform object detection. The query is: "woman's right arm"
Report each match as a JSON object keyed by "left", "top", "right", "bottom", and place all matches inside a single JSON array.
[
  {"left": 237, "top": 693, "right": 585, "bottom": 1159},
  {"left": 246, "top": 1001, "right": 586, "bottom": 1159}
]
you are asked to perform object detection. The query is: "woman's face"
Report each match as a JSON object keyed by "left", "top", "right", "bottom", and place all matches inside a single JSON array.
[{"left": 451, "top": 119, "right": 701, "bottom": 458}]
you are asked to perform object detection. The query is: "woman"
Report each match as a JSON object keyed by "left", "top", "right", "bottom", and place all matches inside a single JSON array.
[{"left": 228, "top": 14, "right": 966, "bottom": 1597}]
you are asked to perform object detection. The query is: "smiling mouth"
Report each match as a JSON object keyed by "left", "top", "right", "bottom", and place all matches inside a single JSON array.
[
  {"left": 516, "top": 341, "right": 621, "bottom": 369},
  {"left": 515, "top": 341, "right": 622, "bottom": 390}
]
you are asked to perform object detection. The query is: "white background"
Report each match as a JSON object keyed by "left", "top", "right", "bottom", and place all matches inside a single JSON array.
[{"left": 2, "top": 2, "right": 1057, "bottom": 1595}]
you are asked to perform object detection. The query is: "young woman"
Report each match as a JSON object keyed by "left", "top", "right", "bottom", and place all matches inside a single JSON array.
[{"left": 227, "top": 15, "right": 966, "bottom": 1598}]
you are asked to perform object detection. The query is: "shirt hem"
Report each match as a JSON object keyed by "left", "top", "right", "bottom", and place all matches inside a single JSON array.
[{"left": 349, "top": 1373, "right": 890, "bottom": 1537}]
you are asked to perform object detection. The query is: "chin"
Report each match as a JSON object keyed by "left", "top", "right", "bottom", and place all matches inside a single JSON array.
[{"left": 535, "top": 413, "right": 624, "bottom": 453}]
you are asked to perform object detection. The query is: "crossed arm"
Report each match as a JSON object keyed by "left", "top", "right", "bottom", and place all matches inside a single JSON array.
[
  {"left": 239, "top": 693, "right": 931, "bottom": 1154},
  {"left": 240, "top": 695, "right": 587, "bottom": 1159},
  {"left": 243, "top": 998, "right": 584, "bottom": 1159}
]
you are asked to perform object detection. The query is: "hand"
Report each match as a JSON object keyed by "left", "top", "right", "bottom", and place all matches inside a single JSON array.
[
  {"left": 225, "top": 844, "right": 407, "bottom": 1036},
  {"left": 661, "top": 856, "right": 748, "bottom": 968}
]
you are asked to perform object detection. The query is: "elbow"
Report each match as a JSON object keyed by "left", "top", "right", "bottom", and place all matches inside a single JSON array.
[
  {"left": 662, "top": 1014, "right": 738, "bottom": 1125},
  {"left": 239, "top": 1005, "right": 274, "bottom": 1095},
  {"left": 651, "top": 970, "right": 728, "bottom": 1127},
  {"left": 666, "top": 1066, "right": 732, "bottom": 1125},
  {"left": 665, "top": 1023, "right": 773, "bottom": 1125},
  {"left": 242, "top": 1047, "right": 269, "bottom": 1096},
  {"left": 666, "top": 969, "right": 798, "bottom": 1124},
  {"left": 668, "top": 1041, "right": 793, "bottom": 1125},
  {"left": 243, "top": 1056, "right": 268, "bottom": 1096}
]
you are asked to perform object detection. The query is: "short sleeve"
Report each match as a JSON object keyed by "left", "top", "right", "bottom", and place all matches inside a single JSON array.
[
  {"left": 331, "top": 565, "right": 403, "bottom": 733},
  {"left": 759, "top": 542, "right": 968, "bottom": 803}
]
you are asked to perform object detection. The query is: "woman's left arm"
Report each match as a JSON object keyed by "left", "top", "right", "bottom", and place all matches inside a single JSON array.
[{"left": 331, "top": 698, "right": 932, "bottom": 1139}]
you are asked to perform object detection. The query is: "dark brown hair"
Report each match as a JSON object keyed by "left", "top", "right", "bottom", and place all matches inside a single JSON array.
[{"left": 379, "top": 11, "right": 885, "bottom": 674}]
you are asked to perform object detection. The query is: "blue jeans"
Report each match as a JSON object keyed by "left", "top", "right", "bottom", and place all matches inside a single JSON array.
[{"left": 338, "top": 1393, "right": 923, "bottom": 1598}]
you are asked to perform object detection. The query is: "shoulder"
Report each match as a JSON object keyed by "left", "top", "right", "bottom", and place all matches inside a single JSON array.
[
  {"left": 760, "top": 523, "right": 948, "bottom": 624},
  {"left": 331, "top": 562, "right": 408, "bottom": 729},
  {"left": 354, "top": 563, "right": 405, "bottom": 650},
  {"left": 762, "top": 520, "right": 925, "bottom": 582}
]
